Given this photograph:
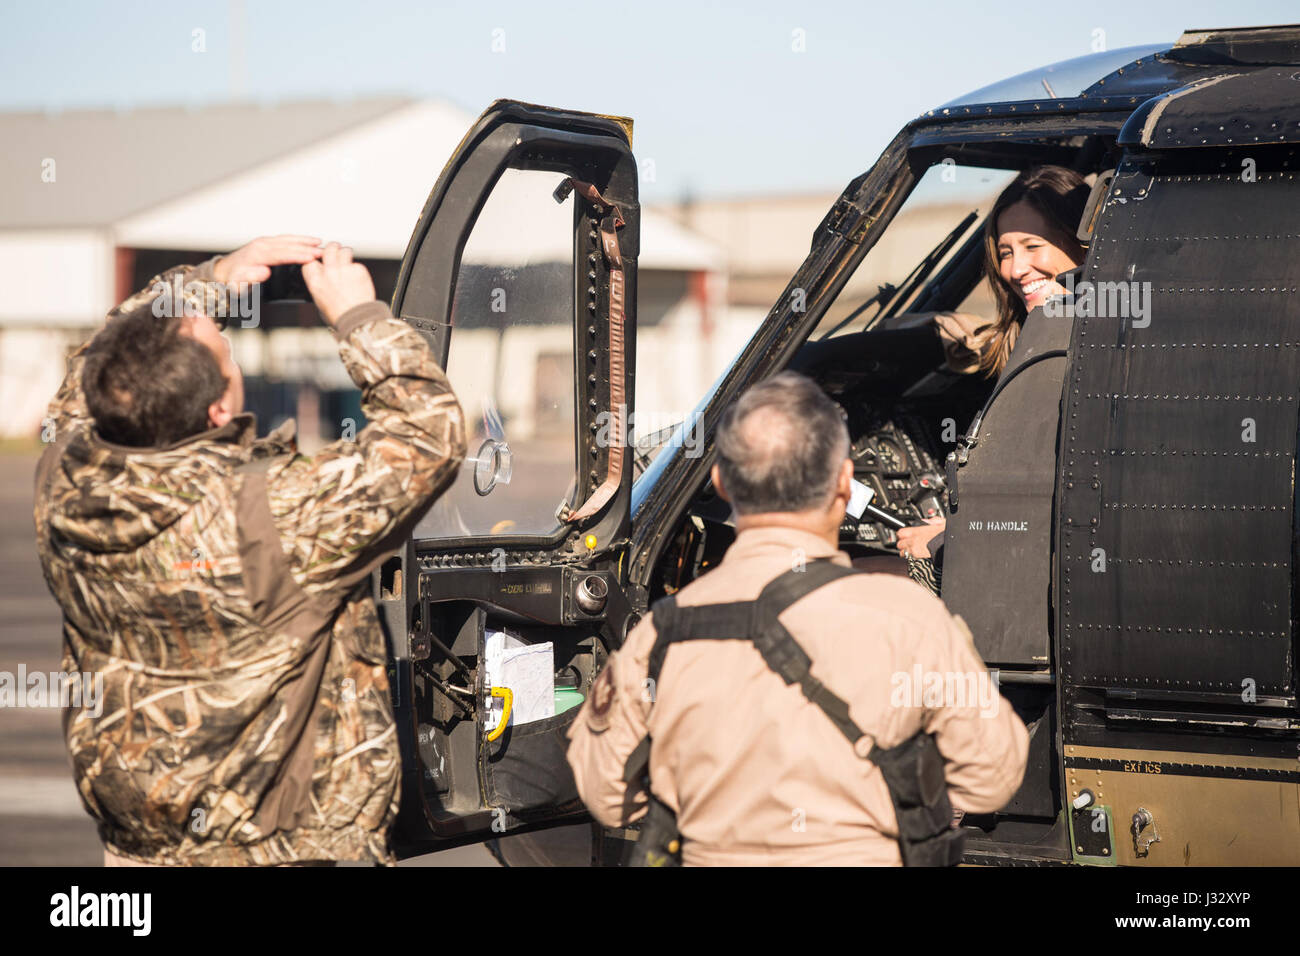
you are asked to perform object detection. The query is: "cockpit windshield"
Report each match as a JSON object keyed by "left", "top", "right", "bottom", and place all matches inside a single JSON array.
[
  {"left": 811, "top": 162, "right": 1016, "bottom": 340},
  {"left": 633, "top": 160, "right": 1020, "bottom": 517},
  {"left": 939, "top": 43, "right": 1167, "bottom": 107}
]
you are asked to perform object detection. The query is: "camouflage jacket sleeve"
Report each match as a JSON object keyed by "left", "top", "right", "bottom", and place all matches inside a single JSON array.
[
  {"left": 40, "top": 257, "right": 230, "bottom": 441},
  {"left": 264, "top": 302, "right": 467, "bottom": 597}
]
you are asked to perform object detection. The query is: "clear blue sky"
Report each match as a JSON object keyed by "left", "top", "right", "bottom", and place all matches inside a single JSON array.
[{"left": 2, "top": 0, "right": 1295, "bottom": 200}]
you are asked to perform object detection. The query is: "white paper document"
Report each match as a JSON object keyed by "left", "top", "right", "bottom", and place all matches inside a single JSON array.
[{"left": 484, "top": 630, "right": 555, "bottom": 732}]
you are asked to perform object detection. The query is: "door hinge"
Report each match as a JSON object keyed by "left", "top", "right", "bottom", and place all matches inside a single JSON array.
[{"left": 824, "top": 198, "right": 875, "bottom": 244}]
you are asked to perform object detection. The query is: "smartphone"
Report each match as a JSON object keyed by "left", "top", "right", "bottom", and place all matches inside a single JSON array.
[{"left": 261, "top": 264, "right": 310, "bottom": 302}]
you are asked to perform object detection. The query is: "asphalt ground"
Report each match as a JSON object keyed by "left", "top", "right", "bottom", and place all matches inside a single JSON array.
[{"left": 0, "top": 447, "right": 503, "bottom": 867}]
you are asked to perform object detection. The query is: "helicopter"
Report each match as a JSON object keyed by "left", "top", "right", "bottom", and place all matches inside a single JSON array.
[{"left": 376, "top": 23, "right": 1300, "bottom": 866}]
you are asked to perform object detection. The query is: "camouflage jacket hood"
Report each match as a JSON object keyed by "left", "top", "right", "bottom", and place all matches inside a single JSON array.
[
  {"left": 34, "top": 260, "right": 466, "bottom": 865},
  {"left": 50, "top": 413, "right": 279, "bottom": 554}
]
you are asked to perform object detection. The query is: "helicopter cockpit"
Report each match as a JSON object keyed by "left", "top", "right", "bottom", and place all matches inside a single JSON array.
[{"left": 648, "top": 139, "right": 1116, "bottom": 598}]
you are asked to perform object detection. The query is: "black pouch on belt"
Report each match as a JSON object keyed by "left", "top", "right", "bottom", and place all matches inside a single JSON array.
[
  {"left": 868, "top": 731, "right": 966, "bottom": 866},
  {"left": 623, "top": 792, "right": 682, "bottom": 867}
]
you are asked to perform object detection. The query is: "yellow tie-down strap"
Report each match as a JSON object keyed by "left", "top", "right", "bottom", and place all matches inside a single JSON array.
[{"left": 486, "top": 686, "right": 513, "bottom": 742}]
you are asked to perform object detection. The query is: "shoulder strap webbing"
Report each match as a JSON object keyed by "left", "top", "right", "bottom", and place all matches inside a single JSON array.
[
  {"left": 749, "top": 562, "right": 867, "bottom": 747},
  {"left": 622, "top": 560, "right": 865, "bottom": 784},
  {"left": 645, "top": 559, "right": 858, "bottom": 685},
  {"left": 645, "top": 598, "right": 754, "bottom": 684}
]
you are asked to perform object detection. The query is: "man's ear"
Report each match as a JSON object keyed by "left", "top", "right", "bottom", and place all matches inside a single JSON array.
[
  {"left": 834, "top": 458, "right": 854, "bottom": 504},
  {"left": 207, "top": 391, "right": 234, "bottom": 429},
  {"left": 711, "top": 463, "right": 731, "bottom": 503}
]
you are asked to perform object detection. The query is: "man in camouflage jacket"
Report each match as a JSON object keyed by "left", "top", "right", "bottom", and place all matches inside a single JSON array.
[{"left": 33, "top": 237, "right": 466, "bottom": 865}]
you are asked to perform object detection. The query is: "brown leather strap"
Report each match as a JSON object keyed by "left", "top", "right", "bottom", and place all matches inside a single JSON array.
[
  {"left": 556, "top": 178, "right": 627, "bottom": 524},
  {"left": 234, "top": 457, "right": 335, "bottom": 833}
]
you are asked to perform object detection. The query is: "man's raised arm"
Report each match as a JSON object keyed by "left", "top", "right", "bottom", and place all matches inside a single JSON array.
[{"left": 263, "top": 242, "right": 468, "bottom": 597}]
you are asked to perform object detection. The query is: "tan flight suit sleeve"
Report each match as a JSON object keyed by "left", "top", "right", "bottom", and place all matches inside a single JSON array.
[
  {"left": 263, "top": 301, "right": 467, "bottom": 597},
  {"left": 566, "top": 612, "right": 658, "bottom": 828},
  {"left": 922, "top": 613, "right": 1030, "bottom": 813}
]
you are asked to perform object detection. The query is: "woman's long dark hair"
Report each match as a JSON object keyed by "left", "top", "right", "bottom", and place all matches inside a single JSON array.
[{"left": 979, "top": 165, "right": 1091, "bottom": 376}]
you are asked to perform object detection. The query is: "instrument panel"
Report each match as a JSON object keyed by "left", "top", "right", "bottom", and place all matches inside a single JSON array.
[
  {"left": 839, "top": 415, "right": 946, "bottom": 551},
  {"left": 662, "top": 407, "right": 954, "bottom": 598}
]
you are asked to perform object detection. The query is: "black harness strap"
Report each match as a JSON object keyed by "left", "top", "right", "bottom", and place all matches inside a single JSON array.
[
  {"left": 646, "top": 599, "right": 755, "bottom": 685},
  {"left": 623, "top": 560, "right": 860, "bottom": 784},
  {"left": 751, "top": 562, "right": 866, "bottom": 746},
  {"left": 646, "top": 560, "right": 856, "bottom": 682}
]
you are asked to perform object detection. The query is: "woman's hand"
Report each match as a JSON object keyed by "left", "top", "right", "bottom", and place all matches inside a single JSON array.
[{"left": 896, "top": 517, "right": 946, "bottom": 560}]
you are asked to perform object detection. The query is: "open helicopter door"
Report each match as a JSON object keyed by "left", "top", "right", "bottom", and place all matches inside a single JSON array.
[{"left": 378, "top": 101, "right": 640, "bottom": 856}]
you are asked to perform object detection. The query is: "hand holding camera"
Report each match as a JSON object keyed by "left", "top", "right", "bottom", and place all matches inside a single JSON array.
[
  {"left": 212, "top": 234, "right": 324, "bottom": 286},
  {"left": 301, "top": 242, "right": 376, "bottom": 328},
  {"left": 213, "top": 236, "right": 376, "bottom": 329}
]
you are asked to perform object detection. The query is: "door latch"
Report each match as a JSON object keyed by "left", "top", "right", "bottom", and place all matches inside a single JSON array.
[{"left": 1131, "top": 807, "right": 1161, "bottom": 857}]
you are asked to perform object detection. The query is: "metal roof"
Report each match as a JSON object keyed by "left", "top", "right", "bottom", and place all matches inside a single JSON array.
[{"left": 0, "top": 97, "right": 413, "bottom": 229}]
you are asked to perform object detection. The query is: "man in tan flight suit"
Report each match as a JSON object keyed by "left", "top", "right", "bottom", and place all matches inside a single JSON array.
[{"left": 567, "top": 371, "right": 1028, "bottom": 865}]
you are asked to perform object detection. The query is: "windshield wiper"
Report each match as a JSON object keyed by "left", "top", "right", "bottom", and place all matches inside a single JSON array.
[
  {"left": 877, "top": 210, "right": 979, "bottom": 324},
  {"left": 816, "top": 280, "right": 899, "bottom": 342},
  {"left": 815, "top": 210, "right": 977, "bottom": 341},
  {"left": 632, "top": 421, "right": 685, "bottom": 475}
]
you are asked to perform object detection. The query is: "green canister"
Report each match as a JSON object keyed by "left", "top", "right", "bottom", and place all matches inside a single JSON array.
[{"left": 554, "top": 687, "right": 585, "bottom": 715}]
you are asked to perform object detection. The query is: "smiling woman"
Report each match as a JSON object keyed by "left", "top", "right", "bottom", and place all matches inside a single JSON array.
[
  {"left": 895, "top": 165, "right": 1090, "bottom": 565},
  {"left": 976, "top": 165, "right": 1091, "bottom": 376}
]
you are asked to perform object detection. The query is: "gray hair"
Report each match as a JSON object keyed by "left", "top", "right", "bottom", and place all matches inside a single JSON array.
[{"left": 715, "top": 371, "right": 850, "bottom": 515}]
